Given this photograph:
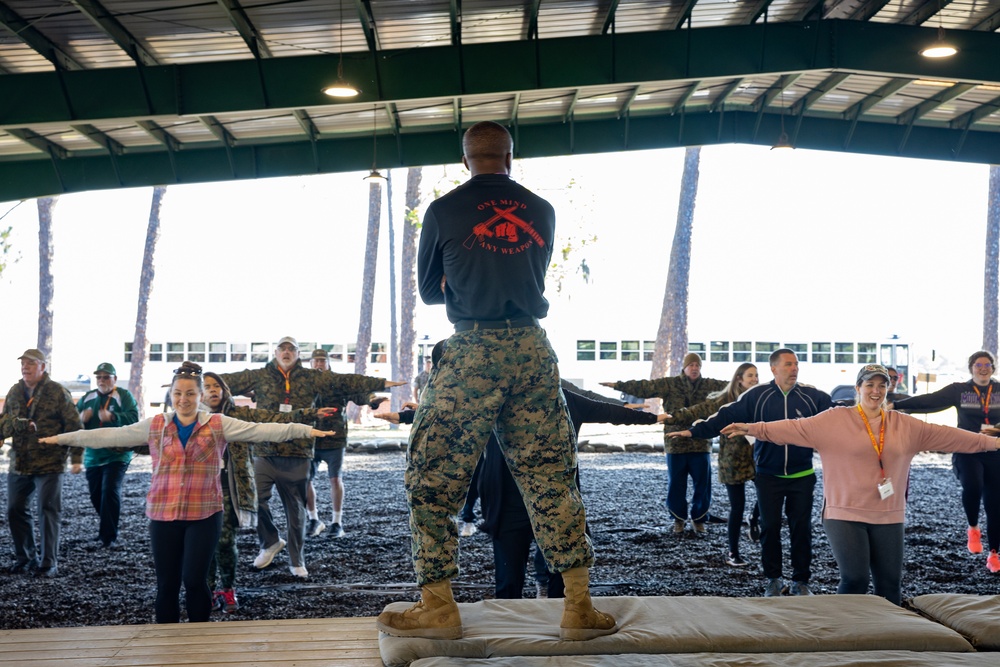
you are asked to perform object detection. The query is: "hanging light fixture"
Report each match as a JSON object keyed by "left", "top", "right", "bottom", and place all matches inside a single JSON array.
[
  {"left": 364, "top": 104, "right": 386, "bottom": 183},
  {"left": 323, "top": 0, "right": 360, "bottom": 97},
  {"left": 919, "top": 26, "right": 958, "bottom": 58},
  {"left": 771, "top": 89, "right": 793, "bottom": 150},
  {"left": 920, "top": 1, "right": 957, "bottom": 58}
]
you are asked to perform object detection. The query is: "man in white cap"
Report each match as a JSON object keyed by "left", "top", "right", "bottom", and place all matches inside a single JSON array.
[
  {"left": 2, "top": 349, "right": 82, "bottom": 577},
  {"left": 222, "top": 337, "right": 403, "bottom": 577}
]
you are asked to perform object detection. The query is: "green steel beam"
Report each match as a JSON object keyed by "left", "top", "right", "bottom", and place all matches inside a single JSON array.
[
  {"left": 292, "top": 109, "right": 319, "bottom": 141},
  {"left": 618, "top": 85, "right": 640, "bottom": 117},
  {"left": 6, "top": 110, "right": 1000, "bottom": 201},
  {"left": 3, "top": 20, "right": 1000, "bottom": 129},
  {"left": 70, "top": 123, "right": 124, "bottom": 155},
  {"left": 0, "top": 1, "right": 84, "bottom": 70},
  {"left": 69, "top": 0, "right": 159, "bottom": 66},
  {"left": 900, "top": 0, "right": 952, "bottom": 26},
  {"left": 951, "top": 93, "right": 1000, "bottom": 129},
  {"left": 792, "top": 72, "right": 850, "bottom": 113},
  {"left": 667, "top": 0, "right": 698, "bottom": 30},
  {"left": 672, "top": 81, "right": 700, "bottom": 115},
  {"left": 564, "top": 89, "right": 580, "bottom": 122},
  {"left": 510, "top": 92, "right": 521, "bottom": 124},
  {"left": 972, "top": 7, "right": 1000, "bottom": 31},
  {"left": 136, "top": 119, "right": 180, "bottom": 151},
  {"left": 899, "top": 82, "right": 975, "bottom": 123},
  {"left": 843, "top": 78, "right": 912, "bottom": 120},
  {"left": 216, "top": 0, "right": 272, "bottom": 59},
  {"left": 6, "top": 128, "right": 68, "bottom": 159},
  {"left": 745, "top": 0, "right": 775, "bottom": 25},
  {"left": 602, "top": 0, "right": 621, "bottom": 35},
  {"left": 449, "top": 0, "right": 461, "bottom": 46},
  {"left": 709, "top": 77, "right": 744, "bottom": 112},
  {"left": 791, "top": 0, "right": 824, "bottom": 22},
  {"left": 354, "top": 0, "right": 379, "bottom": 52},
  {"left": 527, "top": 0, "right": 542, "bottom": 40}
]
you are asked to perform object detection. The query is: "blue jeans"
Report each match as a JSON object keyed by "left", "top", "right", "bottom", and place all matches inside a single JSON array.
[
  {"left": 754, "top": 472, "right": 815, "bottom": 582},
  {"left": 85, "top": 461, "right": 129, "bottom": 546},
  {"left": 823, "top": 519, "right": 904, "bottom": 605},
  {"left": 666, "top": 452, "right": 712, "bottom": 523}
]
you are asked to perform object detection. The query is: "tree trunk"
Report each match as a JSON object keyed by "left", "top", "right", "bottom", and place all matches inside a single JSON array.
[
  {"left": 984, "top": 166, "right": 1000, "bottom": 355},
  {"left": 385, "top": 171, "right": 402, "bottom": 422},
  {"left": 128, "top": 186, "right": 167, "bottom": 418},
  {"left": 651, "top": 147, "right": 700, "bottom": 382},
  {"left": 399, "top": 167, "right": 422, "bottom": 402},
  {"left": 36, "top": 197, "right": 57, "bottom": 360},
  {"left": 349, "top": 180, "right": 382, "bottom": 422}
]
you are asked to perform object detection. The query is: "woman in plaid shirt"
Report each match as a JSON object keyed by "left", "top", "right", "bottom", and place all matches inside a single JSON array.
[{"left": 41, "top": 362, "right": 335, "bottom": 623}]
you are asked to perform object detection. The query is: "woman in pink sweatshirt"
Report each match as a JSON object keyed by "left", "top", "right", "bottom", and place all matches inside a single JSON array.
[{"left": 721, "top": 364, "right": 1000, "bottom": 605}]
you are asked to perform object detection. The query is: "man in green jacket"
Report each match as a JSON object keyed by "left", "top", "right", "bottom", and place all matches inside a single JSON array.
[
  {"left": 221, "top": 337, "right": 403, "bottom": 577},
  {"left": 77, "top": 362, "right": 139, "bottom": 548},
  {"left": 3, "top": 349, "right": 82, "bottom": 577},
  {"left": 602, "top": 352, "right": 726, "bottom": 533}
]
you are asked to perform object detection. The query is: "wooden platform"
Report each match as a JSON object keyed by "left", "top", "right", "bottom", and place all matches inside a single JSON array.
[{"left": 0, "top": 616, "right": 383, "bottom": 667}]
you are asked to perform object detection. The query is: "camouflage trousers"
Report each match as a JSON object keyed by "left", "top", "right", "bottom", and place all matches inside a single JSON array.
[
  {"left": 406, "top": 325, "right": 593, "bottom": 586},
  {"left": 208, "top": 479, "right": 238, "bottom": 590}
]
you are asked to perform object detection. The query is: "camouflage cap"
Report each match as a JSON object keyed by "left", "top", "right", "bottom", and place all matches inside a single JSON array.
[
  {"left": 18, "top": 349, "right": 45, "bottom": 363},
  {"left": 311, "top": 348, "right": 329, "bottom": 359},
  {"left": 94, "top": 362, "right": 116, "bottom": 376}
]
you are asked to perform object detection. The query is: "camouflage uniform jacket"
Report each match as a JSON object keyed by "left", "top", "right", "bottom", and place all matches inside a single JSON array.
[
  {"left": 313, "top": 371, "right": 380, "bottom": 450},
  {"left": 613, "top": 374, "right": 726, "bottom": 454},
  {"left": 220, "top": 401, "right": 321, "bottom": 519},
  {"left": 664, "top": 395, "right": 755, "bottom": 485},
  {"left": 3, "top": 374, "right": 82, "bottom": 474},
  {"left": 221, "top": 361, "right": 385, "bottom": 458}
]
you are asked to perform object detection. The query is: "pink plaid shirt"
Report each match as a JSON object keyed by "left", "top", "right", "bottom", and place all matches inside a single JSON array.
[{"left": 146, "top": 413, "right": 226, "bottom": 521}]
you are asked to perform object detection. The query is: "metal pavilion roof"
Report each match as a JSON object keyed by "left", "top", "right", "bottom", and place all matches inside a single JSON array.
[{"left": 1, "top": 0, "right": 1000, "bottom": 199}]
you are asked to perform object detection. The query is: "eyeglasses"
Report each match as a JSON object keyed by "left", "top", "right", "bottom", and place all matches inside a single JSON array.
[
  {"left": 277, "top": 344, "right": 297, "bottom": 352},
  {"left": 974, "top": 363, "right": 993, "bottom": 369},
  {"left": 94, "top": 374, "right": 112, "bottom": 380}
]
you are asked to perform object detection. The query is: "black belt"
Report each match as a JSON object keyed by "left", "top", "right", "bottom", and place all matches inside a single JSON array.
[{"left": 454, "top": 317, "right": 540, "bottom": 332}]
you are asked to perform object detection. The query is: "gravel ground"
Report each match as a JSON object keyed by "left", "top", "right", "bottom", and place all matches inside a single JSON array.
[{"left": 0, "top": 425, "right": 997, "bottom": 629}]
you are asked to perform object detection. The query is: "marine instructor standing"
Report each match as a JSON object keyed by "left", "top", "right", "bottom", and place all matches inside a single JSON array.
[{"left": 377, "top": 121, "right": 616, "bottom": 641}]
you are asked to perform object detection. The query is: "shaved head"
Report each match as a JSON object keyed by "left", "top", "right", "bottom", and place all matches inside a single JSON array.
[{"left": 462, "top": 121, "right": 513, "bottom": 171}]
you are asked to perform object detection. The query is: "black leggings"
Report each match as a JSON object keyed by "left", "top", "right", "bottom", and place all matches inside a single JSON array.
[
  {"left": 724, "top": 482, "right": 759, "bottom": 556},
  {"left": 149, "top": 512, "right": 223, "bottom": 623},
  {"left": 953, "top": 451, "right": 1000, "bottom": 551}
]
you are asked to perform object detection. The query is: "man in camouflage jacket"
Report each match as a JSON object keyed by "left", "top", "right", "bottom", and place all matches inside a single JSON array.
[
  {"left": 304, "top": 348, "right": 378, "bottom": 539},
  {"left": 3, "top": 349, "right": 82, "bottom": 576},
  {"left": 603, "top": 352, "right": 726, "bottom": 531},
  {"left": 220, "top": 337, "right": 398, "bottom": 577}
]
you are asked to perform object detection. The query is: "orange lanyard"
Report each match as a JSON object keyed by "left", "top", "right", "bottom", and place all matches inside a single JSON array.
[
  {"left": 277, "top": 367, "right": 292, "bottom": 401},
  {"left": 973, "top": 384, "right": 993, "bottom": 426},
  {"left": 857, "top": 405, "right": 886, "bottom": 479},
  {"left": 102, "top": 394, "right": 112, "bottom": 411}
]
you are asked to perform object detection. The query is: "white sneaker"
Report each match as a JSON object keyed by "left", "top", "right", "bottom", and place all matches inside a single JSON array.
[
  {"left": 289, "top": 565, "right": 308, "bottom": 578},
  {"left": 253, "top": 538, "right": 286, "bottom": 569},
  {"left": 459, "top": 521, "right": 478, "bottom": 537}
]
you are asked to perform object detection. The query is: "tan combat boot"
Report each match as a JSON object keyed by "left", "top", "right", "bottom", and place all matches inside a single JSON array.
[
  {"left": 376, "top": 579, "right": 463, "bottom": 639},
  {"left": 559, "top": 566, "right": 618, "bottom": 641}
]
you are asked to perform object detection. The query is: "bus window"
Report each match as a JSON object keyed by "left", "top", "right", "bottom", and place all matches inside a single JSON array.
[
  {"left": 150, "top": 343, "right": 163, "bottom": 362},
  {"left": 688, "top": 342, "right": 706, "bottom": 360},
  {"left": 755, "top": 341, "right": 779, "bottom": 363},
  {"left": 209, "top": 342, "right": 226, "bottom": 363},
  {"left": 733, "top": 341, "right": 751, "bottom": 362},
  {"left": 124, "top": 342, "right": 133, "bottom": 363},
  {"left": 835, "top": 342, "right": 854, "bottom": 364},
  {"left": 896, "top": 345, "right": 909, "bottom": 367},
  {"left": 622, "top": 340, "right": 641, "bottom": 361},
  {"left": 880, "top": 345, "right": 893, "bottom": 368},
  {"left": 600, "top": 342, "right": 618, "bottom": 360},
  {"left": 858, "top": 343, "right": 876, "bottom": 364},
  {"left": 371, "top": 342, "right": 387, "bottom": 364},
  {"left": 577, "top": 340, "right": 596, "bottom": 361},
  {"left": 812, "top": 342, "right": 830, "bottom": 363},
  {"left": 710, "top": 341, "right": 729, "bottom": 363},
  {"left": 167, "top": 342, "right": 184, "bottom": 363},
  {"left": 643, "top": 341, "right": 655, "bottom": 361},
  {"left": 328, "top": 344, "right": 344, "bottom": 363},
  {"left": 786, "top": 342, "right": 808, "bottom": 362},
  {"left": 187, "top": 343, "right": 206, "bottom": 363},
  {"left": 251, "top": 342, "right": 269, "bottom": 363},
  {"left": 230, "top": 343, "right": 246, "bottom": 362}
]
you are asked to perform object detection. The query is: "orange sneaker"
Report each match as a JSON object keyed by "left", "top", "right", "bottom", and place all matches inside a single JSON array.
[
  {"left": 968, "top": 527, "right": 983, "bottom": 554},
  {"left": 987, "top": 550, "right": 1000, "bottom": 574}
]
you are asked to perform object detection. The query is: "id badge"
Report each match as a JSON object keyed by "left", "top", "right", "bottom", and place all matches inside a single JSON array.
[
  {"left": 877, "top": 477, "right": 894, "bottom": 500},
  {"left": 279, "top": 403, "right": 292, "bottom": 413}
]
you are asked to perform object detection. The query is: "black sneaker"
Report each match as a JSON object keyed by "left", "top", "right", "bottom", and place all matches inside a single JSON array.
[
  {"left": 726, "top": 553, "right": 747, "bottom": 567},
  {"left": 306, "top": 518, "right": 326, "bottom": 537},
  {"left": 33, "top": 566, "right": 58, "bottom": 579},
  {"left": 706, "top": 513, "right": 727, "bottom": 524},
  {"left": 7, "top": 559, "right": 37, "bottom": 574},
  {"left": 329, "top": 522, "right": 345, "bottom": 538},
  {"left": 748, "top": 518, "right": 761, "bottom": 542}
]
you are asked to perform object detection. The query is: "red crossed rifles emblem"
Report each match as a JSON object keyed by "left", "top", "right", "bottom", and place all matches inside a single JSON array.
[{"left": 463, "top": 206, "right": 547, "bottom": 250}]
